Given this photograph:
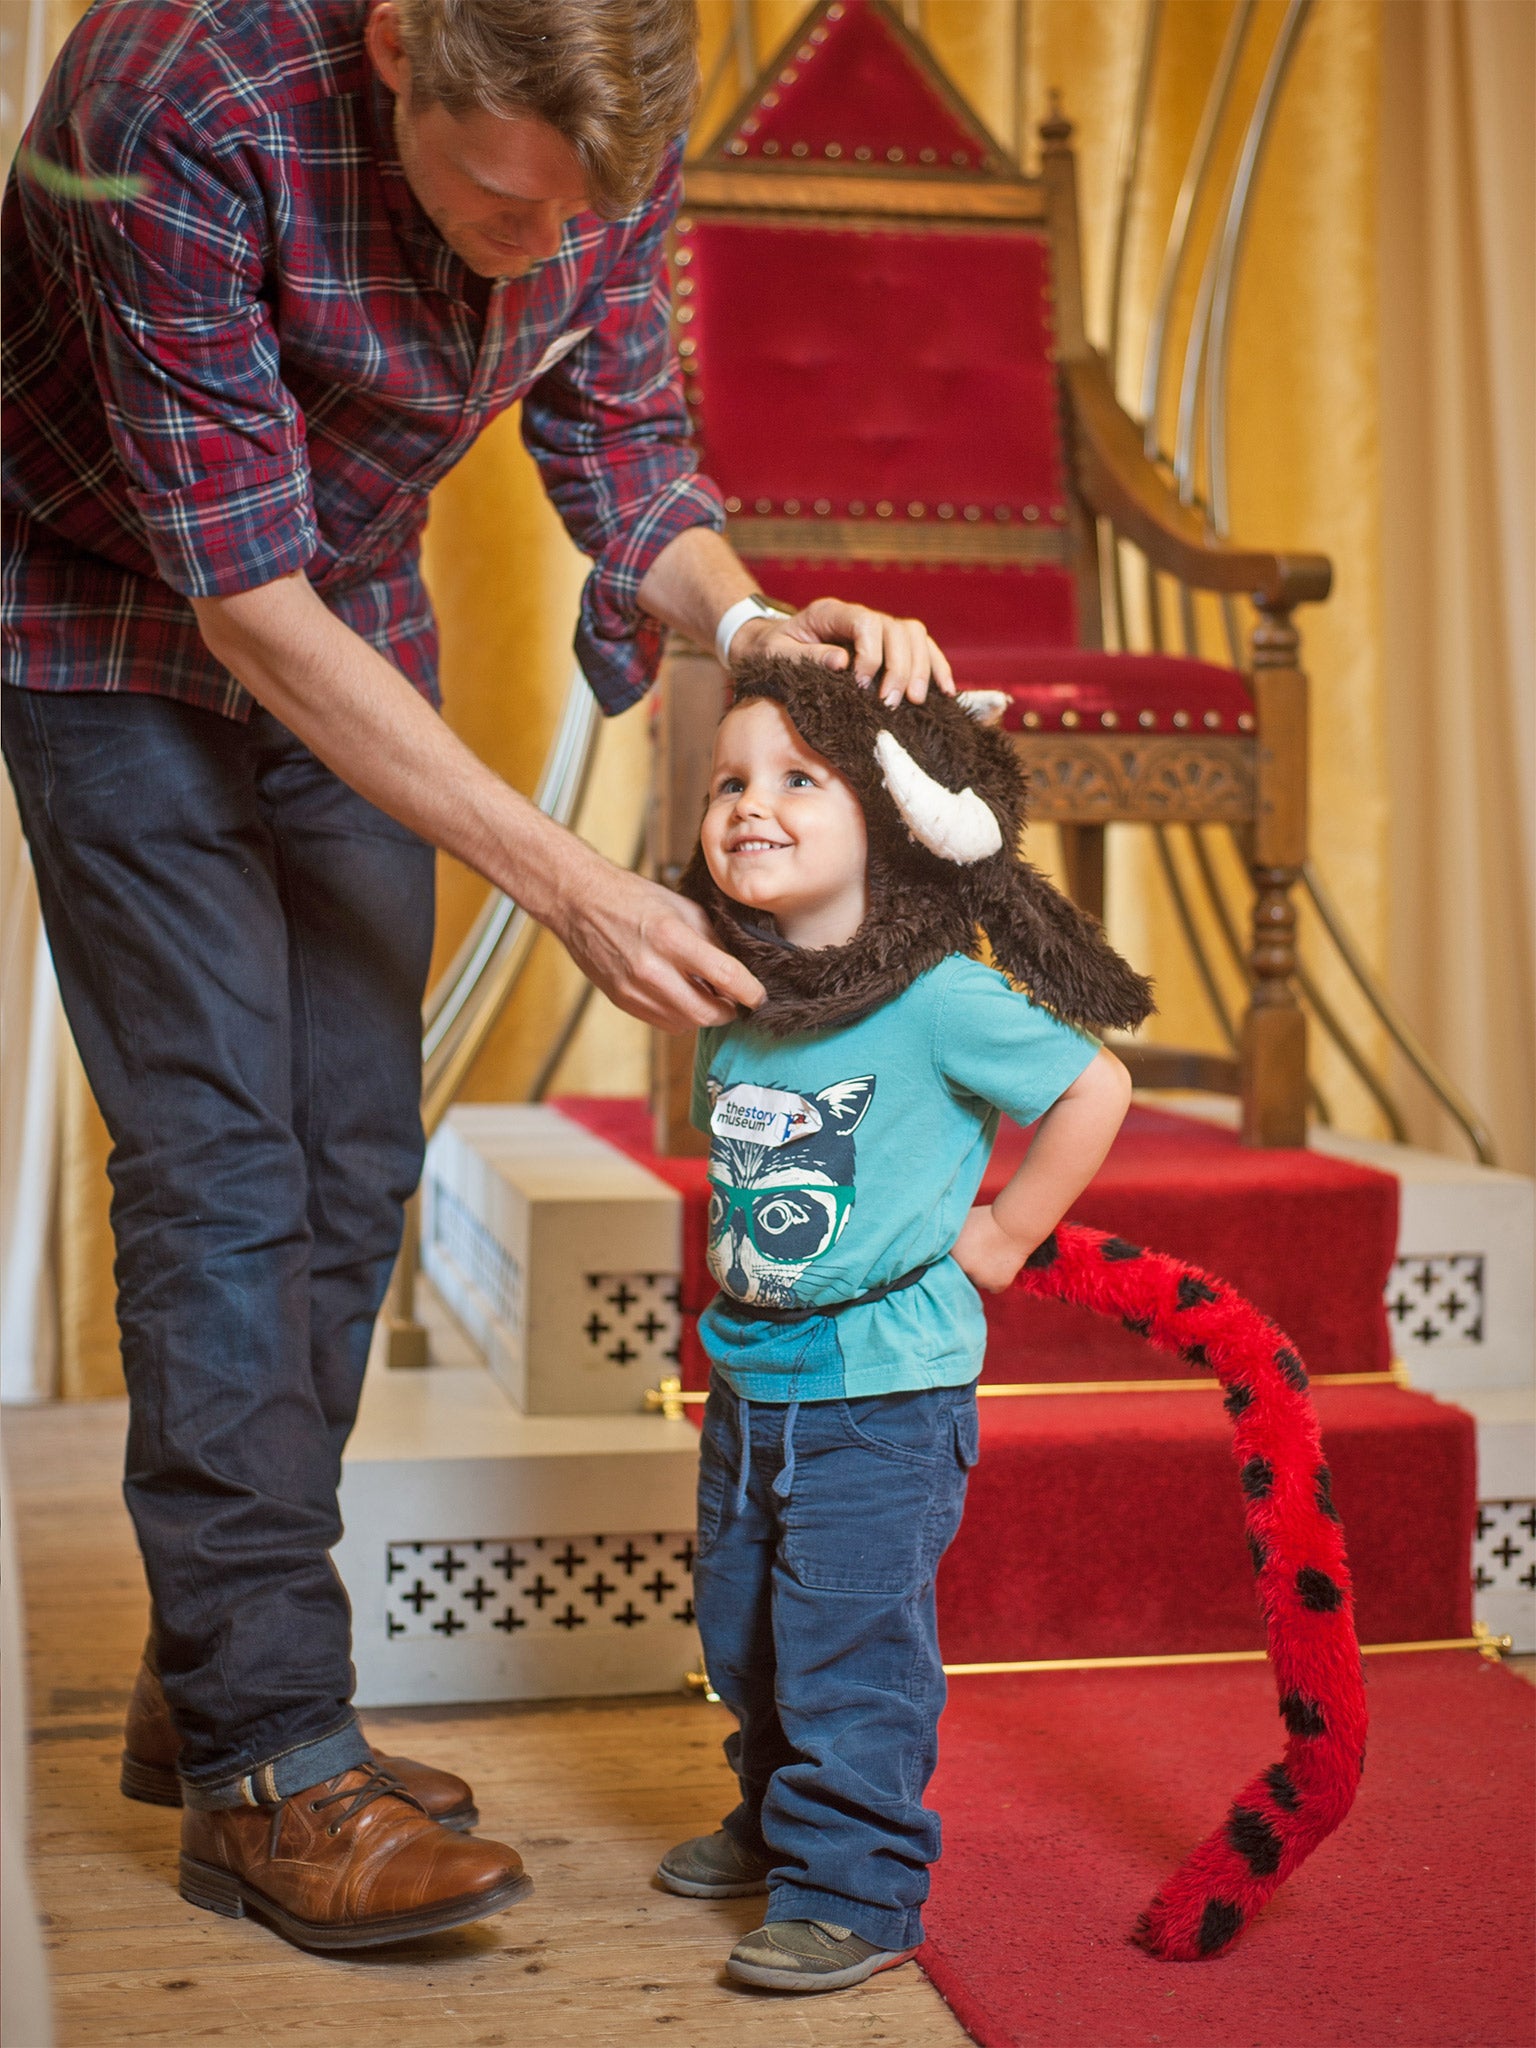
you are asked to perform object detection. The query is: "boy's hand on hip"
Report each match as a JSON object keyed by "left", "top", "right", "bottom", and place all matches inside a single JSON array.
[{"left": 951, "top": 1204, "right": 1036, "bottom": 1294}]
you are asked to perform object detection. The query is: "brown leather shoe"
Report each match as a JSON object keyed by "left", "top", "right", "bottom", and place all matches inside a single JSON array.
[
  {"left": 121, "top": 1658, "right": 478, "bottom": 1830},
  {"left": 179, "top": 1765, "right": 529, "bottom": 1952}
]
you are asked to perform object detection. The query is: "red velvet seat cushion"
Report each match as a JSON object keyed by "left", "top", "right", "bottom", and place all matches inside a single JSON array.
[{"left": 739, "top": 556, "right": 1254, "bottom": 732}]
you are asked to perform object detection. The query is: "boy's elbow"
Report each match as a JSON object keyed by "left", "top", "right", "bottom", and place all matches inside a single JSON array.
[{"left": 1089, "top": 1044, "right": 1134, "bottom": 1110}]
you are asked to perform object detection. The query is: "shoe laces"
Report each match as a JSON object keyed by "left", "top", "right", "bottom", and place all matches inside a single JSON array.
[{"left": 271, "top": 1764, "right": 424, "bottom": 1855}]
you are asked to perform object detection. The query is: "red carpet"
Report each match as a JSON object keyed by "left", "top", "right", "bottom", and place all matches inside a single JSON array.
[
  {"left": 921, "top": 1653, "right": 1535, "bottom": 2047},
  {"left": 556, "top": 1098, "right": 1400, "bottom": 1382},
  {"left": 937, "top": 1385, "right": 1475, "bottom": 1660}
]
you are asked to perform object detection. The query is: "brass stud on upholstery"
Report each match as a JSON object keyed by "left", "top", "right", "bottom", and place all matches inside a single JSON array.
[
  {"left": 1138, "top": 709, "right": 1157, "bottom": 729},
  {"left": 1100, "top": 710, "right": 1119, "bottom": 728},
  {"left": 1173, "top": 710, "right": 1191, "bottom": 729},
  {"left": 1204, "top": 710, "right": 1223, "bottom": 729},
  {"left": 1061, "top": 709, "right": 1081, "bottom": 728}
]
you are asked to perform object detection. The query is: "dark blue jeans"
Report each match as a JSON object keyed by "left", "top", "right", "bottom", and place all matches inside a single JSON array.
[
  {"left": 693, "top": 1376, "right": 979, "bottom": 1952},
  {"left": 3, "top": 686, "right": 435, "bottom": 1802}
]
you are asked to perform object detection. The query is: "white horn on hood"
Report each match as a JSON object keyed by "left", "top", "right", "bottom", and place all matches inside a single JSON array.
[
  {"left": 873, "top": 729, "right": 1004, "bottom": 865},
  {"left": 956, "top": 688, "right": 1009, "bottom": 727}
]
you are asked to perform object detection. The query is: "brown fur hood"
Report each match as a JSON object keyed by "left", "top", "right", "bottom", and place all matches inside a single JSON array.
[{"left": 680, "top": 657, "right": 1155, "bottom": 1040}]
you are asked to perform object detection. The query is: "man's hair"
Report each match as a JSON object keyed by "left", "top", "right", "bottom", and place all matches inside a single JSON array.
[{"left": 394, "top": 0, "right": 700, "bottom": 217}]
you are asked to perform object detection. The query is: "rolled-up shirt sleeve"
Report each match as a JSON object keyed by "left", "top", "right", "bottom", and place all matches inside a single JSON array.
[
  {"left": 59, "top": 85, "right": 317, "bottom": 597},
  {"left": 520, "top": 142, "right": 724, "bottom": 714}
]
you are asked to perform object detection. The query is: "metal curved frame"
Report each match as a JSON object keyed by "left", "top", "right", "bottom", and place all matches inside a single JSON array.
[
  {"left": 1202, "top": 0, "right": 1312, "bottom": 539},
  {"left": 420, "top": 665, "right": 600, "bottom": 1136},
  {"left": 1137, "top": 0, "right": 1255, "bottom": 454}
]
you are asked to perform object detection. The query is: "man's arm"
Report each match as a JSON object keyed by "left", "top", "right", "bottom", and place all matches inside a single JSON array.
[
  {"left": 950, "top": 1049, "right": 1133, "bottom": 1292},
  {"left": 191, "top": 572, "right": 763, "bottom": 1032}
]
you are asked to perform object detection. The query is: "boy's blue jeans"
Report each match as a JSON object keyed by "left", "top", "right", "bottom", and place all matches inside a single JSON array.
[{"left": 693, "top": 1374, "right": 979, "bottom": 1952}]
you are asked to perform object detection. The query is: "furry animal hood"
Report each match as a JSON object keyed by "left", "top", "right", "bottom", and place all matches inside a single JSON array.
[{"left": 680, "top": 657, "right": 1155, "bottom": 1039}]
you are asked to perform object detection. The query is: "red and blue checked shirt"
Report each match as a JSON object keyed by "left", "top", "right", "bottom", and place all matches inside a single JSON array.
[{"left": 1, "top": 0, "right": 723, "bottom": 719}]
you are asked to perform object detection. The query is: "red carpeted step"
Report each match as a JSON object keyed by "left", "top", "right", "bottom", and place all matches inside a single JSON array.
[
  {"left": 555, "top": 1097, "right": 1399, "bottom": 1383},
  {"left": 921, "top": 1653, "right": 1534, "bottom": 2046},
  {"left": 937, "top": 1385, "right": 1475, "bottom": 1662}
]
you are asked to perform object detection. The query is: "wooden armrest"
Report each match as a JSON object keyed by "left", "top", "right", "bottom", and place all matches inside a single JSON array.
[{"left": 1063, "top": 355, "right": 1332, "bottom": 611}]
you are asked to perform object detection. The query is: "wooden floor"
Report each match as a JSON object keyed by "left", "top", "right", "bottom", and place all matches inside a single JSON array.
[{"left": 9, "top": 1398, "right": 970, "bottom": 2048}]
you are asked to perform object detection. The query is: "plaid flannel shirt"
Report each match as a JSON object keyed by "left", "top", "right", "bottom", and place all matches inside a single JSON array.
[{"left": 1, "top": 0, "right": 723, "bottom": 719}]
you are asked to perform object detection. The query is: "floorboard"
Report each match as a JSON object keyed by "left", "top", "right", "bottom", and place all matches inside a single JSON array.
[{"left": 8, "top": 1399, "right": 971, "bottom": 2048}]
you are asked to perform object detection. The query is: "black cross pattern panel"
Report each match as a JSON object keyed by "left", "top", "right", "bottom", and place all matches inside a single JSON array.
[
  {"left": 1472, "top": 1501, "right": 1536, "bottom": 1597},
  {"left": 579, "top": 1273, "right": 683, "bottom": 1374},
  {"left": 384, "top": 1534, "right": 698, "bottom": 1641},
  {"left": 1386, "top": 1253, "right": 1485, "bottom": 1350}
]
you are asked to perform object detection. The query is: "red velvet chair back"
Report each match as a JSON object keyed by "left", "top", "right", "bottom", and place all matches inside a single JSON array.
[{"left": 675, "top": 0, "right": 1092, "bottom": 664}]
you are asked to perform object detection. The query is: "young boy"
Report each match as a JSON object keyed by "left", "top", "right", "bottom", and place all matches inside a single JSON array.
[{"left": 654, "top": 659, "right": 1149, "bottom": 1993}]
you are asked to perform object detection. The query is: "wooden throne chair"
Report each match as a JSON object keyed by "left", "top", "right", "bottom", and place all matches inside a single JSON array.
[{"left": 651, "top": 0, "right": 1330, "bottom": 1156}]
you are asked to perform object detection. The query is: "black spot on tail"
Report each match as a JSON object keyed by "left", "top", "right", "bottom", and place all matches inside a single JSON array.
[
  {"left": 1247, "top": 1532, "right": 1267, "bottom": 1575},
  {"left": 1177, "top": 1274, "right": 1219, "bottom": 1310},
  {"left": 1280, "top": 1692, "right": 1327, "bottom": 1738},
  {"left": 1296, "top": 1566, "right": 1344, "bottom": 1612},
  {"left": 1101, "top": 1237, "right": 1143, "bottom": 1261},
  {"left": 1226, "top": 1806, "right": 1283, "bottom": 1877},
  {"left": 1122, "top": 1313, "right": 1153, "bottom": 1337},
  {"left": 1197, "top": 1899, "right": 1244, "bottom": 1956},
  {"left": 1262, "top": 1762, "right": 1301, "bottom": 1813},
  {"left": 1024, "top": 1232, "right": 1059, "bottom": 1270},
  {"left": 1275, "top": 1346, "right": 1309, "bottom": 1392},
  {"left": 1224, "top": 1382, "right": 1254, "bottom": 1419},
  {"left": 1314, "top": 1465, "right": 1341, "bottom": 1522},
  {"left": 1182, "top": 1343, "right": 1210, "bottom": 1368},
  {"left": 1240, "top": 1455, "right": 1274, "bottom": 1500}
]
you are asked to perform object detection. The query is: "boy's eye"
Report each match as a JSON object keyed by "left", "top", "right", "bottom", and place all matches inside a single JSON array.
[
  {"left": 785, "top": 771, "right": 815, "bottom": 789},
  {"left": 715, "top": 777, "right": 745, "bottom": 797}
]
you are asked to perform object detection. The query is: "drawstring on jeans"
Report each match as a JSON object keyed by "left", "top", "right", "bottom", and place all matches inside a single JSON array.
[
  {"left": 734, "top": 1397, "right": 752, "bottom": 1513},
  {"left": 730, "top": 1396, "right": 801, "bottom": 1512},
  {"left": 771, "top": 1402, "right": 800, "bottom": 1503}
]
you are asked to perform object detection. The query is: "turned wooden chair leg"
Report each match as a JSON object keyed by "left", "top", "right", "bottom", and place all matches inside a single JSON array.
[
  {"left": 1058, "top": 822, "right": 1107, "bottom": 922},
  {"left": 1240, "top": 605, "right": 1309, "bottom": 1146},
  {"left": 650, "top": 637, "right": 728, "bottom": 1157}
]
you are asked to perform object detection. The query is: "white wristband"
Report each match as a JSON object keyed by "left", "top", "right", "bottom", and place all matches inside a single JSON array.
[{"left": 713, "top": 594, "right": 784, "bottom": 670}]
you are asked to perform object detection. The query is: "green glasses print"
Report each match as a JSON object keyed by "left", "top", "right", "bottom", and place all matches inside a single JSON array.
[{"left": 708, "top": 1178, "right": 856, "bottom": 1265}]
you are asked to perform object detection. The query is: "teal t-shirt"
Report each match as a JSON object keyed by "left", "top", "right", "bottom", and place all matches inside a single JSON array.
[{"left": 691, "top": 953, "right": 1099, "bottom": 1401}]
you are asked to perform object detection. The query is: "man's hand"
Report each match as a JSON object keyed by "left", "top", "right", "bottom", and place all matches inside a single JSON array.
[
  {"left": 637, "top": 527, "right": 955, "bottom": 707},
  {"left": 730, "top": 597, "right": 954, "bottom": 707},
  {"left": 952, "top": 1204, "right": 1036, "bottom": 1294},
  {"left": 548, "top": 854, "right": 764, "bottom": 1031}
]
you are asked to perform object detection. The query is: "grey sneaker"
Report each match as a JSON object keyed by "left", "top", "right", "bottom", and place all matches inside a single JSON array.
[
  {"left": 655, "top": 1829, "right": 771, "bottom": 1899},
  {"left": 726, "top": 1918, "right": 919, "bottom": 1992}
]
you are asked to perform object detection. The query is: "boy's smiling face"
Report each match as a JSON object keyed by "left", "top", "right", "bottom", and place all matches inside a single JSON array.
[{"left": 701, "top": 699, "right": 869, "bottom": 949}]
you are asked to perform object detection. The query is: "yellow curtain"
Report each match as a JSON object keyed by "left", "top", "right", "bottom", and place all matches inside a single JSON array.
[
  {"left": 44, "top": 0, "right": 1526, "bottom": 1394},
  {"left": 1379, "top": 0, "right": 1535, "bottom": 1173}
]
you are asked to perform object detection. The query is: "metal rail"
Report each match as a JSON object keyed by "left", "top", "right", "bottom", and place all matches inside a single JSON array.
[
  {"left": 420, "top": 666, "right": 600, "bottom": 1136},
  {"left": 1137, "top": 0, "right": 1255, "bottom": 454},
  {"left": 1299, "top": 859, "right": 1497, "bottom": 1164}
]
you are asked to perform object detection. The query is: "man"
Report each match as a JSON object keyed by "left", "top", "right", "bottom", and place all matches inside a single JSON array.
[{"left": 1, "top": 0, "right": 952, "bottom": 1954}]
